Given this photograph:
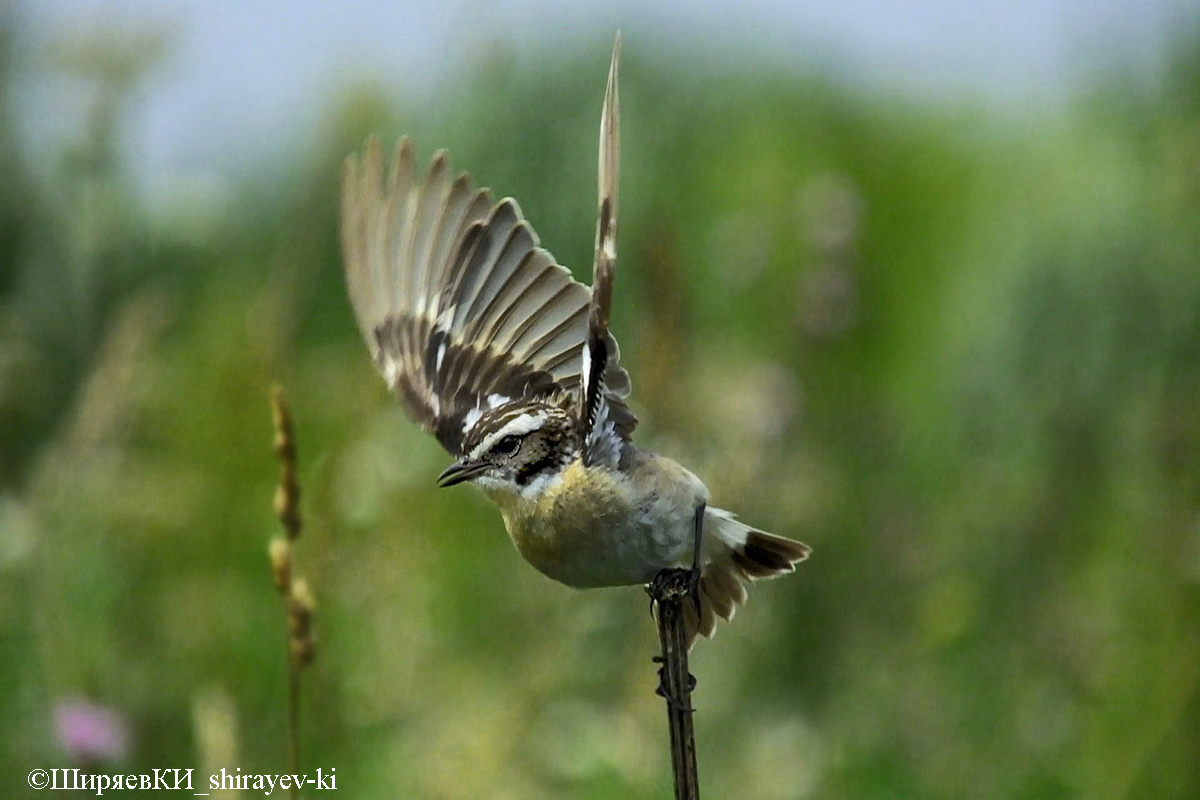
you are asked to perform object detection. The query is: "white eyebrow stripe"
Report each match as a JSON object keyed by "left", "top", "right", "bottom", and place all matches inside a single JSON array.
[{"left": 467, "top": 410, "right": 547, "bottom": 459}]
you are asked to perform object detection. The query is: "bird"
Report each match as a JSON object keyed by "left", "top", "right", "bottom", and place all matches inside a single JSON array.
[{"left": 339, "top": 35, "right": 810, "bottom": 645}]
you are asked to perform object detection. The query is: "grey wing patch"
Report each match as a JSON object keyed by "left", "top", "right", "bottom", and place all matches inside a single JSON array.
[{"left": 341, "top": 135, "right": 636, "bottom": 456}]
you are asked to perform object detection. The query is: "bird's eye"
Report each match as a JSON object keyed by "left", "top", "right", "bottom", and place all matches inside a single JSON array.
[{"left": 491, "top": 435, "right": 520, "bottom": 456}]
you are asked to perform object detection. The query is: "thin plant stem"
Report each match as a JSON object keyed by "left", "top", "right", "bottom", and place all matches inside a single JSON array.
[
  {"left": 648, "top": 568, "right": 700, "bottom": 800},
  {"left": 287, "top": 657, "right": 299, "bottom": 800}
]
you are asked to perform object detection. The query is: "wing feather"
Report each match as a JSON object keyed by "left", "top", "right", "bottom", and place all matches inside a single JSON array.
[
  {"left": 408, "top": 152, "right": 449, "bottom": 310},
  {"left": 581, "top": 34, "right": 623, "bottom": 467},
  {"left": 450, "top": 201, "right": 523, "bottom": 335},
  {"left": 340, "top": 136, "right": 636, "bottom": 455},
  {"left": 471, "top": 249, "right": 550, "bottom": 347},
  {"left": 520, "top": 305, "right": 589, "bottom": 363},
  {"left": 463, "top": 224, "right": 543, "bottom": 341}
]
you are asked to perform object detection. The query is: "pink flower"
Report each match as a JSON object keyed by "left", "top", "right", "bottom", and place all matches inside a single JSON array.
[{"left": 53, "top": 698, "right": 130, "bottom": 762}]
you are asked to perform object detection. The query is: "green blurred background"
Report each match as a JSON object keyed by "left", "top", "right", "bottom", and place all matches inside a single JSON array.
[{"left": 2, "top": 1, "right": 1200, "bottom": 798}]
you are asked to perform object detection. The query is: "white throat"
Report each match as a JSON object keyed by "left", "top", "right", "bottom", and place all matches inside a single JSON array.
[{"left": 474, "top": 466, "right": 566, "bottom": 502}]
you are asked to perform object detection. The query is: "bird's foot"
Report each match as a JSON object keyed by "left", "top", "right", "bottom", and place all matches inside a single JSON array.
[
  {"left": 646, "top": 567, "right": 702, "bottom": 634},
  {"left": 648, "top": 568, "right": 687, "bottom": 599},
  {"left": 652, "top": 656, "right": 696, "bottom": 712}
]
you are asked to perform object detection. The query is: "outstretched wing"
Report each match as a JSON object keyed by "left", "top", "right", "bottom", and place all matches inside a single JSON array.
[
  {"left": 340, "top": 136, "right": 636, "bottom": 456},
  {"left": 581, "top": 33, "right": 623, "bottom": 467}
]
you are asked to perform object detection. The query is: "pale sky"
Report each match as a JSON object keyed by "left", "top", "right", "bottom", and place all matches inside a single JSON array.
[{"left": 13, "top": 0, "right": 1195, "bottom": 194}]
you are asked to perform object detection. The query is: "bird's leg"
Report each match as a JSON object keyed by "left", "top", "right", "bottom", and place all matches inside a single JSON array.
[
  {"left": 689, "top": 503, "right": 705, "bottom": 620},
  {"left": 646, "top": 570, "right": 698, "bottom": 712}
]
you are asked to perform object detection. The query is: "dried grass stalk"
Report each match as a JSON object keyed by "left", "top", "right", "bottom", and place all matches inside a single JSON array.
[{"left": 269, "top": 386, "right": 316, "bottom": 800}]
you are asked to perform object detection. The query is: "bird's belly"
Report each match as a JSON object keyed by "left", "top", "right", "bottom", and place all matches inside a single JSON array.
[
  {"left": 488, "top": 460, "right": 701, "bottom": 588},
  {"left": 512, "top": 512, "right": 687, "bottom": 588}
]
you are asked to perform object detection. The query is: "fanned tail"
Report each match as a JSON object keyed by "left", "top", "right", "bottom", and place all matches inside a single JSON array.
[{"left": 681, "top": 508, "right": 811, "bottom": 647}]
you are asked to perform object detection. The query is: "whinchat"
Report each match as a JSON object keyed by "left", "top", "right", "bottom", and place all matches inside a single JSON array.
[{"left": 340, "top": 36, "right": 809, "bottom": 644}]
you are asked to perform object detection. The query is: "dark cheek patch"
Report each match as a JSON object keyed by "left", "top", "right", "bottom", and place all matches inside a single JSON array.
[
  {"left": 515, "top": 454, "right": 560, "bottom": 485},
  {"left": 515, "top": 436, "right": 562, "bottom": 486}
]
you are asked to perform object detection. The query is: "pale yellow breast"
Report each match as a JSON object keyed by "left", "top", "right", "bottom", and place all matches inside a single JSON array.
[{"left": 481, "top": 454, "right": 708, "bottom": 588}]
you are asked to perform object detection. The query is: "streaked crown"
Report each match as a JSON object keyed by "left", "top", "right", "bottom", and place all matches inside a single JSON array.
[{"left": 458, "top": 400, "right": 576, "bottom": 487}]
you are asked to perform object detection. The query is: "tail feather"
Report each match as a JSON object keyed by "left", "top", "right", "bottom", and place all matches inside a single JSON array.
[{"left": 681, "top": 508, "right": 811, "bottom": 646}]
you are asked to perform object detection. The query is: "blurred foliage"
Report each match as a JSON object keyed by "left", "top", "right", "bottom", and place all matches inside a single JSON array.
[{"left": 1, "top": 10, "right": 1199, "bottom": 800}]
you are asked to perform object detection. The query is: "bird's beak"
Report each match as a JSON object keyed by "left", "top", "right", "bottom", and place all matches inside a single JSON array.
[{"left": 437, "top": 459, "right": 488, "bottom": 488}]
